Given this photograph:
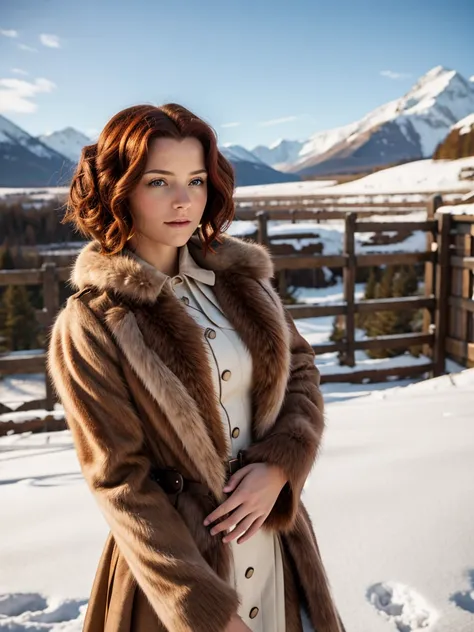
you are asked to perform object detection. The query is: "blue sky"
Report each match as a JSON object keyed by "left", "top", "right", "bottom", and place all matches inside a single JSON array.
[{"left": 1, "top": 0, "right": 473, "bottom": 149}]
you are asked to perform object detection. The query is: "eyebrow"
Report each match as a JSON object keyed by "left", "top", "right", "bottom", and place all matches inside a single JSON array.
[{"left": 144, "top": 169, "right": 208, "bottom": 176}]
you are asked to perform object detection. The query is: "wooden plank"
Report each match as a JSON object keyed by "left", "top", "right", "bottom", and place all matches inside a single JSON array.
[
  {"left": 450, "top": 256, "right": 474, "bottom": 270},
  {"left": 357, "top": 296, "right": 435, "bottom": 313},
  {"left": 445, "top": 336, "right": 474, "bottom": 364},
  {"left": 0, "top": 266, "right": 71, "bottom": 286},
  {"left": 270, "top": 231, "right": 321, "bottom": 241},
  {"left": 354, "top": 221, "right": 437, "bottom": 233},
  {"left": 312, "top": 341, "right": 345, "bottom": 354},
  {"left": 0, "top": 269, "right": 43, "bottom": 286},
  {"left": 343, "top": 213, "right": 356, "bottom": 367},
  {"left": 272, "top": 254, "right": 347, "bottom": 271},
  {"left": 14, "top": 398, "right": 49, "bottom": 412},
  {"left": 353, "top": 332, "right": 433, "bottom": 351},
  {"left": 448, "top": 296, "right": 474, "bottom": 313},
  {"left": 357, "top": 252, "right": 433, "bottom": 267},
  {"left": 433, "top": 213, "right": 451, "bottom": 376},
  {"left": 256, "top": 210, "right": 269, "bottom": 246},
  {"left": 285, "top": 303, "right": 347, "bottom": 319},
  {"left": 320, "top": 363, "right": 433, "bottom": 384},
  {"left": 285, "top": 296, "right": 435, "bottom": 320},
  {"left": 0, "top": 353, "right": 46, "bottom": 376}
]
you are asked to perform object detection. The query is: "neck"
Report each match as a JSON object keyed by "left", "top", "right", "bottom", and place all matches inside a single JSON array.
[{"left": 127, "top": 236, "right": 179, "bottom": 277}]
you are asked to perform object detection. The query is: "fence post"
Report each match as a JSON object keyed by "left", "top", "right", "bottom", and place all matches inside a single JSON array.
[
  {"left": 343, "top": 213, "right": 356, "bottom": 367},
  {"left": 433, "top": 212, "right": 451, "bottom": 377},
  {"left": 256, "top": 211, "right": 269, "bottom": 247},
  {"left": 42, "top": 262, "right": 60, "bottom": 411},
  {"left": 424, "top": 195, "right": 443, "bottom": 362}
]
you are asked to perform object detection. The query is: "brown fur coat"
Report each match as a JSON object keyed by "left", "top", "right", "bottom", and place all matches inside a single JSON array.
[{"left": 47, "top": 233, "right": 345, "bottom": 632}]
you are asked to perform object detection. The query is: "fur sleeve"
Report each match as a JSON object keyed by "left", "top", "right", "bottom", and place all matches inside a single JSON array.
[
  {"left": 47, "top": 296, "right": 239, "bottom": 632},
  {"left": 243, "top": 306, "right": 325, "bottom": 532}
]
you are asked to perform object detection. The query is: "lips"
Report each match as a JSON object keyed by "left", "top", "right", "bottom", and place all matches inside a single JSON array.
[{"left": 165, "top": 219, "right": 191, "bottom": 227}]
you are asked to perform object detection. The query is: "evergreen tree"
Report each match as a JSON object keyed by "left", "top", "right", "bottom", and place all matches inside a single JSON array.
[
  {"left": 362, "top": 265, "right": 420, "bottom": 359},
  {"left": 364, "top": 267, "right": 377, "bottom": 300},
  {"left": 1, "top": 285, "right": 39, "bottom": 351}
]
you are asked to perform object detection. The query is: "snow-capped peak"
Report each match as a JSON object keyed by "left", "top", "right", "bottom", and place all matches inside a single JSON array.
[
  {"left": 220, "top": 143, "right": 265, "bottom": 165},
  {"left": 0, "top": 114, "right": 62, "bottom": 160},
  {"left": 38, "top": 127, "right": 91, "bottom": 162}
]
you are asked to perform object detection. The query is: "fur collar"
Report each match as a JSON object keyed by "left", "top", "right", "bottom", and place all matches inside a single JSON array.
[{"left": 71, "top": 233, "right": 274, "bottom": 303}]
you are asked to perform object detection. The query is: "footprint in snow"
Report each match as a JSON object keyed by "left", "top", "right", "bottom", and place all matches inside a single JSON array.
[
  {"left": 0, "top": 592, "right": 87, "bottom": 630},
  {"left": 367, "top": 581, "right": 438, "bottom": 631},
  {"left": 450, "top": 569, "right": 474, "bottom": 614}
]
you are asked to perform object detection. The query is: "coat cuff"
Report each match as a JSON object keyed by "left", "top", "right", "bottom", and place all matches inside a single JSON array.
[{"left": 243, "top": 414, "right": 320, "bottom": 531}]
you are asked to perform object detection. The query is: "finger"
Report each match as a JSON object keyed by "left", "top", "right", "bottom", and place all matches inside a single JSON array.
[
  {"left": 237, "top": 515, "right": 266, "bottom": 545},
  {"left": 223, "top": 513, "right": 258, "bottom": 544},
  {"left": 204, "top": 493, "right": 243, "bottom": 526},
  {"left": 222, "top": 465, "right": 253, "bottom": 493},
  {"left": 210, "top": 505, "right": 250, "bottom": 536}
]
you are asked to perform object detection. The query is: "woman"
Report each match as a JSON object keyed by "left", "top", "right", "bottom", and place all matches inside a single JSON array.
[{"left": 48, "top": 103, "right": 345, "bottom": 632}]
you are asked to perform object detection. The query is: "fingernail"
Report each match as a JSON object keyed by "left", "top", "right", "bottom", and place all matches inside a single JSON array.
[{"left": 203, "top": 520, "right": 209, "bottom": 526}]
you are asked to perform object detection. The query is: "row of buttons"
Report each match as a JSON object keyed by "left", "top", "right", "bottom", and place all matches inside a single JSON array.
[
  {"left": 245, "top": 567, "right": 258, "bottom": 619},
  {"left": 198, "top": 308, "right": 259, "bottom": 621}
]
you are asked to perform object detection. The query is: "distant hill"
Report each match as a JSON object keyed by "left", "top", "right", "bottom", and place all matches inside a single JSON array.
[{"left": 220, "top": 145, "right": 299, "bottom": 186}]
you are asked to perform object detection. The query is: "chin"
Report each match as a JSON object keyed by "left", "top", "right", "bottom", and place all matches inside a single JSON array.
[{"left": 160, "top": 231, "right": 196, "bottom": 248}]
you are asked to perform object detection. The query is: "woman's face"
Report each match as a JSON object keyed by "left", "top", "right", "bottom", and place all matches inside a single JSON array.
[{"left": 128, "top": 136, "right": 208, "bottom": 248}]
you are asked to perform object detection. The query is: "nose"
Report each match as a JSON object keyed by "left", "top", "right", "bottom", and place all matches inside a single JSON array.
[{"left": 172, "top": 188, "right": 191, "bottom": 211}]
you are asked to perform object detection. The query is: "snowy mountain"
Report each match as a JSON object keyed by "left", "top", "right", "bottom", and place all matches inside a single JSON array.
[
  {"left": 0, "top": 115, "right": 75, "bottom": 187},
  {"left": 38, "top": 127, "right": 91, "bottom": 163},
  {"left": 220, "top": 144, "right": 299, "bottom": 186},
  {"left": 251, "top": 139, "right": 304, "bottom": 170},
  {"left": 255, "top": 66, "right": 474, "bottom": 178}
]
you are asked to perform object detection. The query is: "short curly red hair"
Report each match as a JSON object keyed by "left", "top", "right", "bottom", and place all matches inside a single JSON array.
[{"left": 62, "top": 103, "right": 235, "bottom": 255}]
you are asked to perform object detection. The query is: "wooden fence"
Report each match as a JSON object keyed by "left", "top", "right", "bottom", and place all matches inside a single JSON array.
[{"left": 0, "top": 193, "right": 471, "bottom": 429}]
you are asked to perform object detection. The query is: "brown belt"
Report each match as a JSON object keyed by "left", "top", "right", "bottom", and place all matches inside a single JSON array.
[{"left": 150, "top": 450, "right": 246, "bottom": 499}]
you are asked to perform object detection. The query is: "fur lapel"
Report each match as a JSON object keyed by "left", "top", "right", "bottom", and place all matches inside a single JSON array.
[
  {"left": 71, "top": 234, "right": 290, "bottom": 497},
  {"left": 212, "top": 273, "right": 290, "bottom": 438},
  {"left": 71, "top": 233, "right": 273, "bottom": 303}
]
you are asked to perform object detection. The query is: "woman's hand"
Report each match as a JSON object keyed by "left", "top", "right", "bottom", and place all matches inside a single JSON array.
[
  {"left": 225, "top": 614, "right": 252, "bottom": 632},
  {"left": 203, "top": 463, "right": 287, "bottom": 545}
]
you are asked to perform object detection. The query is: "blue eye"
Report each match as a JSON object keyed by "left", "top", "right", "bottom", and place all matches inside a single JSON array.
[{"left": 149, "top": 179, "right": 166, "bottom": 187}]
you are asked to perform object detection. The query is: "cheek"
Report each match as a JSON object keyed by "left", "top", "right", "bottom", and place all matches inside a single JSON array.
[{"left": 130, "top": 188, "right": 166, "bottom": 219}]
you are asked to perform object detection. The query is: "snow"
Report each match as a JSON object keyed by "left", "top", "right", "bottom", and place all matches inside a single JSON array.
[
  {"left": 235, "top": 156, "right": 474, "bottom": 200},
  {"left": 0, "top": 114, "right": 59, "bottom": 160},
  {"left": 0, "top": 186, "right": 69, "bottom": 202},
  {"left": 438, "top": 203, "right": 474, "bottom": 216},
  {"left": 234, "top": 179, "right": 338, "bottom": 198},
  {"left": 1, "top": 364, "right": 474, "bottom": 630},
  {"left": 38, "top": 128, "right": 91, "bottom": 163},
  {"left": 453, "top": 113, "right": 474, "bottom": 135},
  {"left": 220, "top": 144, "right": 266, "bottom": 165}
]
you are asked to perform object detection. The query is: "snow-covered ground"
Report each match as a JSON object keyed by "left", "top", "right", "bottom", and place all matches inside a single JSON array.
[
  {"left": 235, "top": 156, "right": 474, "bottom": 200},
  {"left": 1, "top": 367, "right": 473, "bottom": 631}
]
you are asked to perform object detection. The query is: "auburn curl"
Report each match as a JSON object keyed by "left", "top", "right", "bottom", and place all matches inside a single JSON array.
[{"left": 62, "top": 103, "right": 235, "bottom": 255}]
